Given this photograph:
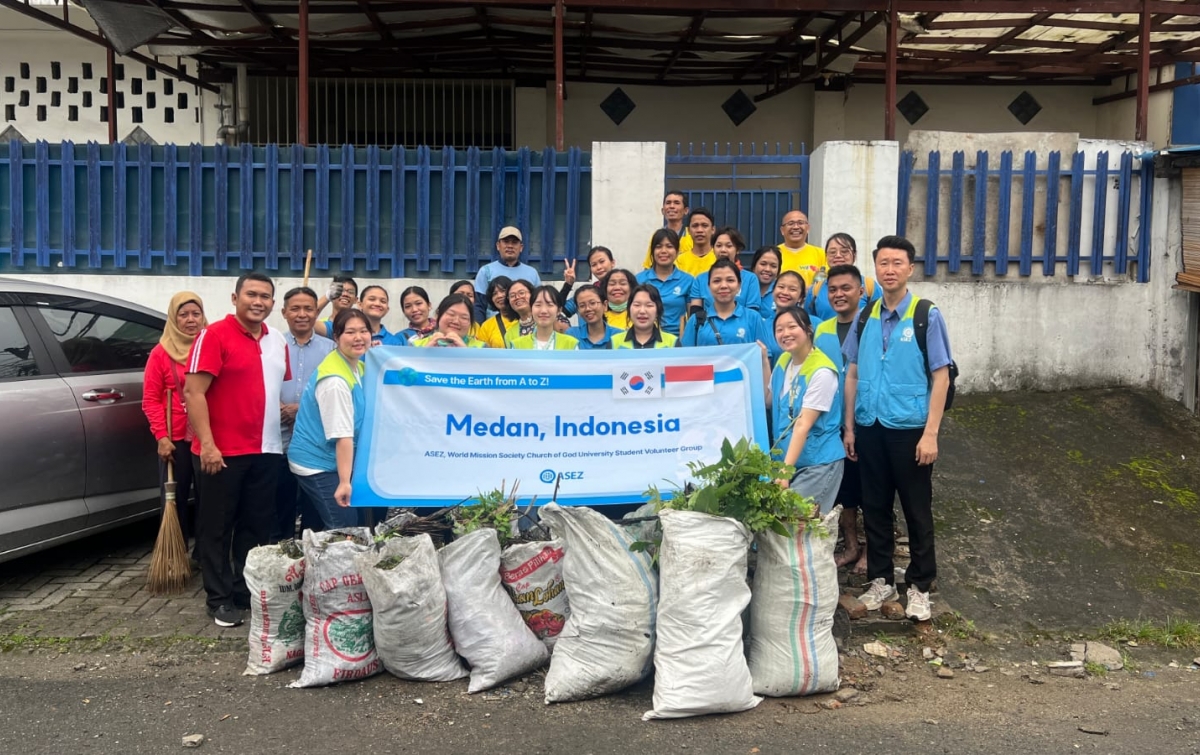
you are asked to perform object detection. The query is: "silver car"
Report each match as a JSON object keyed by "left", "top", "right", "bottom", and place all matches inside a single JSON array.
[{"left": 0, "top": 277, "right": 165, "bottom": 562}]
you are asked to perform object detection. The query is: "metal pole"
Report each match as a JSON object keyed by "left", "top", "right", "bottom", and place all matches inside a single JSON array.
[
  {"left": 554, "top": 0, "right": 565, "bottom": 151},
  {"left": 298, "top": 0, "right": 310, "bottom": 146},
  {"left": 884, "top": 4, "right": 897, "bottom": 141},
  {"left": 107, "top": 45, "right": 117, "bottom": 144},
  {"left": 1135, "top": 0, "right": 1150, "bottom": 142}
]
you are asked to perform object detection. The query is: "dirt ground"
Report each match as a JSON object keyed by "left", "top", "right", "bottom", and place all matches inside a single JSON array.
[
  {"left": 2, "top": 388, "right": 1199, "bottom": 754},
  {"left": 0, "top": 640, "right": 1198, "bottom": 755}
]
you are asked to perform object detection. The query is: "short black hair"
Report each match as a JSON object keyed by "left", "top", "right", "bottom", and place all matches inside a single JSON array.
[
  {"left": 777, "top": 270, "right": 807, "bottom": 300},
  {"left": 332, "top": 307, "right": 371, "bottom": 338},
  {"left": 873, "top": 235, "right": 917, "bottom": 263},
  {"left": 826, "top": 264, "right": 863, "bottom": 285},
  {"left": 688, "top": 208, "right": 715, "bottom": 226},
  {"left": 750, "top": 245, "right": 782, "bottom": 271},
  {"left": 708, "top": 257, "right": 741, "bottom": 280},
  {"left": 235, "top": 272, "right": 274, "bottom": 295},
  {"left": 649, "top": 228, "right": 681, "bottom": 254},
  {"left": 629, "top": 284, "right": 664, "bottom": 327},
  {"left": 283, "top": 286, "right": 319, "bottom": 305},
  {"left": 664, "top": 190, "right": 688, "bottom": 205}
]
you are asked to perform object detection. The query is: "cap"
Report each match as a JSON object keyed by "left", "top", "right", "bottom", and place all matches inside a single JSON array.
[{"left": 497, "top": 226, "right": 523, "bottom": 242}]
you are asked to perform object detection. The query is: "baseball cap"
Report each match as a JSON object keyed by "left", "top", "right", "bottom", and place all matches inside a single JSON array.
[{"left": 497, "top": 226, "right": 523, "bottom": 242}]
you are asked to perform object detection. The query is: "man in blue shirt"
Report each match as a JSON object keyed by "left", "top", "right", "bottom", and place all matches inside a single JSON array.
[
  {"left": 842, "top": 236, "right": 952, "bottom": 624},
  {"left": 473, "top": 226, "right": 542, "bottom": 322},
  {"left": 276, "top": 286, "right": 334, "bottom": 541}
]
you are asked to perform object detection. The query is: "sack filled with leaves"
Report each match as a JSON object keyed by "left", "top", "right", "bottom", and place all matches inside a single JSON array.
[
  {"left": 243, "top": 540, "right": 306, "bottom": 675},
  {"left": 356, "top": 534, "right": 468, "bottom": 682},
  {"left": 749, "top": 506, "right": 841, "bottom": 697},
  {"left": 290, "top": 528, "right": 382, "bottom": 688},
  {"left": 540, "top": 504, "right": 658, "bottom": 704},
  {"left": 642, "top": 508, "right": 759, "bottom": 720},
  {"left": 500, "top": 539, "right": 570, "bottom": 651},
  {"left": 440, "top": 527, "right": 548, "bottom": 693}
]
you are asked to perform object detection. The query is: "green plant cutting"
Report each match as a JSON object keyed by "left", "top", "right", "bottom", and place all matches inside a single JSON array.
[
  {"left": 645, "top": 437, "right": 818, "bottom": 537},
  {"left": 451, "top": 483, "right": 517, "bottom": 544}
]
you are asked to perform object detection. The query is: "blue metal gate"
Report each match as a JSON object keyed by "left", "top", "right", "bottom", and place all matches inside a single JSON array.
[
  {"left": 0, "top": 141, "right": 591, "bottom": 278},
  {"left": 665, "top": 142, "right": 808, "bottom": 254}
]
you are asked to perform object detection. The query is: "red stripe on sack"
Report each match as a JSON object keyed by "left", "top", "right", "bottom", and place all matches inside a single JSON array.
[
  {"left": 795, "top": 529, "right": 814, "bottom": 693},
  {"left": 499, "top": 546, "right": 563, "bottom": 582},
  {"left": 663, "top": 364, "right": 714, "bottom": 383}
]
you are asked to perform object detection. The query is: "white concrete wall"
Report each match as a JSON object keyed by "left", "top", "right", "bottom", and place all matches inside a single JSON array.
[
  {"left": 588, "top": 141, "right": 666, "bottom": 273},
  {"left": 912, "top": 157, "right": 1189, "bottom": 403},
  {"left": 808, "top": 140, "right": 899, "bottom": 278},
  {"left": 1095, "top": 67, "right": 1175, "bottom": 149},
  {"left": 819, "top": 81, "right": 1173, "bottom": 150},
  {"left": 0, "top": 8, "right": 218, "bottom": 144},
  {"left": 515, "top": 82, "right": 814, "bottom": 152}
]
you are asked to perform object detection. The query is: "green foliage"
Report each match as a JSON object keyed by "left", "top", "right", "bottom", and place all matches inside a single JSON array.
[
  {"left": 452, "top": 484, "right": 516, "bottom": 545},
  {"left": 646, "top": 437, "right": 816, "bottom": 535},
  {"left": 1095, "top": 617, "right": 1200, "bottom": 649},
  {"left": 374, "top": 554, "right": 406, "bottom": 571}
]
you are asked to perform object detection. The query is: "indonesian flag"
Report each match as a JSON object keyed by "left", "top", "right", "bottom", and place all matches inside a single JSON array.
[{"left": 663, "top": 364, "right": 715, "bottom": 397}]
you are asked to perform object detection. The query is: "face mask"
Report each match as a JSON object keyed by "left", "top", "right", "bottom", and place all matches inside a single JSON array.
[{"left": 608, "top": 301, "right": 629, "bottom": 313}]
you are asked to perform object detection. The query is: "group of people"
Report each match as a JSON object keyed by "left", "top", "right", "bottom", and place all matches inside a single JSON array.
[{"left": 139, "top": 190, "right": 953, "bottom": 630}]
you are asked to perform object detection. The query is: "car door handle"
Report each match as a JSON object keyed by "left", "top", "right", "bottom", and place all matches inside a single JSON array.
[{"left": 82, "top": 389, "right": 125, "bottom": 402}]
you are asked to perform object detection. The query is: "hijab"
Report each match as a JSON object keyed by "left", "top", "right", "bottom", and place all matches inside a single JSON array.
[{"left": 160, "top": 291, "right": 206, "bottom": 363}]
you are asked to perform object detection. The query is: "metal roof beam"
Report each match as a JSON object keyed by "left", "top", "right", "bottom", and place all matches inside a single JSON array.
[
  {"left": 657, "top": 11, "right": 707, "bottom": 80},
  {"left": 734, "top": 12, "right": 819, "bottom": 81}
]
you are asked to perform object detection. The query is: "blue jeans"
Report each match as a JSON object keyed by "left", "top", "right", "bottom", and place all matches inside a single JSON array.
[{"left": 296, "top": 471, "right": 362, "bottom": 530}]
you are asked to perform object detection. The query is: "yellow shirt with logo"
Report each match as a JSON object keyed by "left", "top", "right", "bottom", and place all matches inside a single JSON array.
[
  {"left": 642, "top": 228, "right": 694, "bottom": 269},
  {"left": 777, "top": 243, "right": 827, "bottom": 288},
  {"left": 674, "top": 249, "right": 716, "bottom": 278}
]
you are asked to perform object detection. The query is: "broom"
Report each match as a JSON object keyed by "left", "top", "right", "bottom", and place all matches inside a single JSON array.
[{"left": 147, "top": 388, "right": 191, "bottom": 595}]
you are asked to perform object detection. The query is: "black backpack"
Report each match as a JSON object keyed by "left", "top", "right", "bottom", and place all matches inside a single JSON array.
[{"left": 856, "top": 298, "right": 958, "bottom": 410}]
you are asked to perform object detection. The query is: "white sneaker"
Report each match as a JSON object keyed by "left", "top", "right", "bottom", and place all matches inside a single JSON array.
[
  {"left": 858, "top": 578, "right": 898, "bottom": 611},
  {"left": 905, "top": 586, "right": 932, "bottom": 621}
]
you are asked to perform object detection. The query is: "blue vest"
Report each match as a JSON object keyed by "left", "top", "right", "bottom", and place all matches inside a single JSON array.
[
  {"left": 770, "top": 349, "right": 845, "bottom": 468},
  {"left": 854, "top": 297, "right": 931, "bottom": 430},
  {"left": 287, "top": 351, "right": 366, "bottom": 472},
  {"left": 813, "top": 318, "right": 845, "bottom": 384}
]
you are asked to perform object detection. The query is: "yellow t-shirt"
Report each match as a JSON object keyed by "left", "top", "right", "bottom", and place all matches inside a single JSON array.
[
  {"left": 777, "top": 243, "right": 827, "bottom": 288},
  {"left": 674, "top": 249, "right": 716, "bottom": 278},
  {"left": 642, "top": 228, "right": 694, "bottom": 269},
  {"left": 605, "top": 308, "right": 631, "bottom": 330},
  {"left": 476, "top": 313, "right": 514, "bottom": 349}
]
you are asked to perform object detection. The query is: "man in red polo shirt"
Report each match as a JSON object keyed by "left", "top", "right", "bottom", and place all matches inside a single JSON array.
[{"left": 185, "top": 272, "right": 291, "bottom": 628}]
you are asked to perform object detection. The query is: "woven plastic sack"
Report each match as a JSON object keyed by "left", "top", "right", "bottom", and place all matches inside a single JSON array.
[
  {"left": 643, "top": 508, "right": 760, "bottom": 720},
  {"left": 243, "top": 540, "right": 306, "bottom": 675},
  {"left": 440, "top": 528, "right": 549, "bottom": 693},
  {"left": 500, "top": 540, "right": 570, "bottom": 650},
  {"left": 540, "top": 504, "right": 658, "bottom": 704},
  {"left": 749, "top": 506, "right": 842, "bottom": 696},
  {"left": 357, "top": 534, "right": 468, "bottom": 682},
  {"left": 290, "top": 528, "right": 382, "bottom": 688}
]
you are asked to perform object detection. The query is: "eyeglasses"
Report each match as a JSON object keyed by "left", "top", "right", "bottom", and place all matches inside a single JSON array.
[{"left": 782, "top": 220, "right": 809, "bottom": 228}]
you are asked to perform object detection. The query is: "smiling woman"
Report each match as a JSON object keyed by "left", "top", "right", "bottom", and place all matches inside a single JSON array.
[{"left": 288, "top": 308, "right": 372, "bottom": 531}]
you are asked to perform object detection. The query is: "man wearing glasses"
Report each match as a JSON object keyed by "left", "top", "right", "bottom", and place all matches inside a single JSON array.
[{"left": 777, "top": 210, "right": 827, "bottom": 289}]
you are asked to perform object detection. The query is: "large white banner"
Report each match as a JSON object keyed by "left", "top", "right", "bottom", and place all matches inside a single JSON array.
[{"left": 351, "top": 345, "right": 768, "bottom": 507}]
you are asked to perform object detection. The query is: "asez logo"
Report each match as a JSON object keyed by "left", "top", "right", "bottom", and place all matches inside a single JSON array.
[{"left": 539, "top": 469, "right": 557, "bottom": 483}]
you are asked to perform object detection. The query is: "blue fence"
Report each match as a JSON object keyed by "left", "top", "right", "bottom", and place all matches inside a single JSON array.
[
  {"left": 0, "top": 142, "right": 591, "bottom": 277},
  {"left": 666, "top": 142, "right": 807, "bottom": 254},
  {"left": 897, "top": 149, "right": 1153, "bottom": 282}
]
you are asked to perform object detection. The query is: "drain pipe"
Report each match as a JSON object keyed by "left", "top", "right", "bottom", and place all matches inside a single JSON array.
[{"left": 215, "top": 64, "right": 250, "bottom": 144}]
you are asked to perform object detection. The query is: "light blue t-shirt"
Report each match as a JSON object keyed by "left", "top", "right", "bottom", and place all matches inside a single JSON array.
[
  {"left": 690, "top": 268, "right": 762, "bottom": 314},
  {"left": 636, "top": 267, "right": 695, "bottom": 337}
]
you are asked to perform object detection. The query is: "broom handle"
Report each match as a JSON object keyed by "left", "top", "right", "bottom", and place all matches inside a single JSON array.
[
  {"left": 302, "top": 248, "right": 313, "bottom": 288},
  {"left": 165, "top": 388, "right": 175, "bottom": 485}
]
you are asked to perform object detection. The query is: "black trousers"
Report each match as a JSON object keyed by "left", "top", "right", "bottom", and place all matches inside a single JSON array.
[
  {"left": 856, "top": 422, "right": 937, "bottom": 593},
  {"left": 193, "top": 453, "right": 279, "bottom": 612},
  {"left": 272, "top": 455, "right": 322, "bottom": 541},
  {"left": 158, "top": 443, "right": 197, "bottom": 544}
]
